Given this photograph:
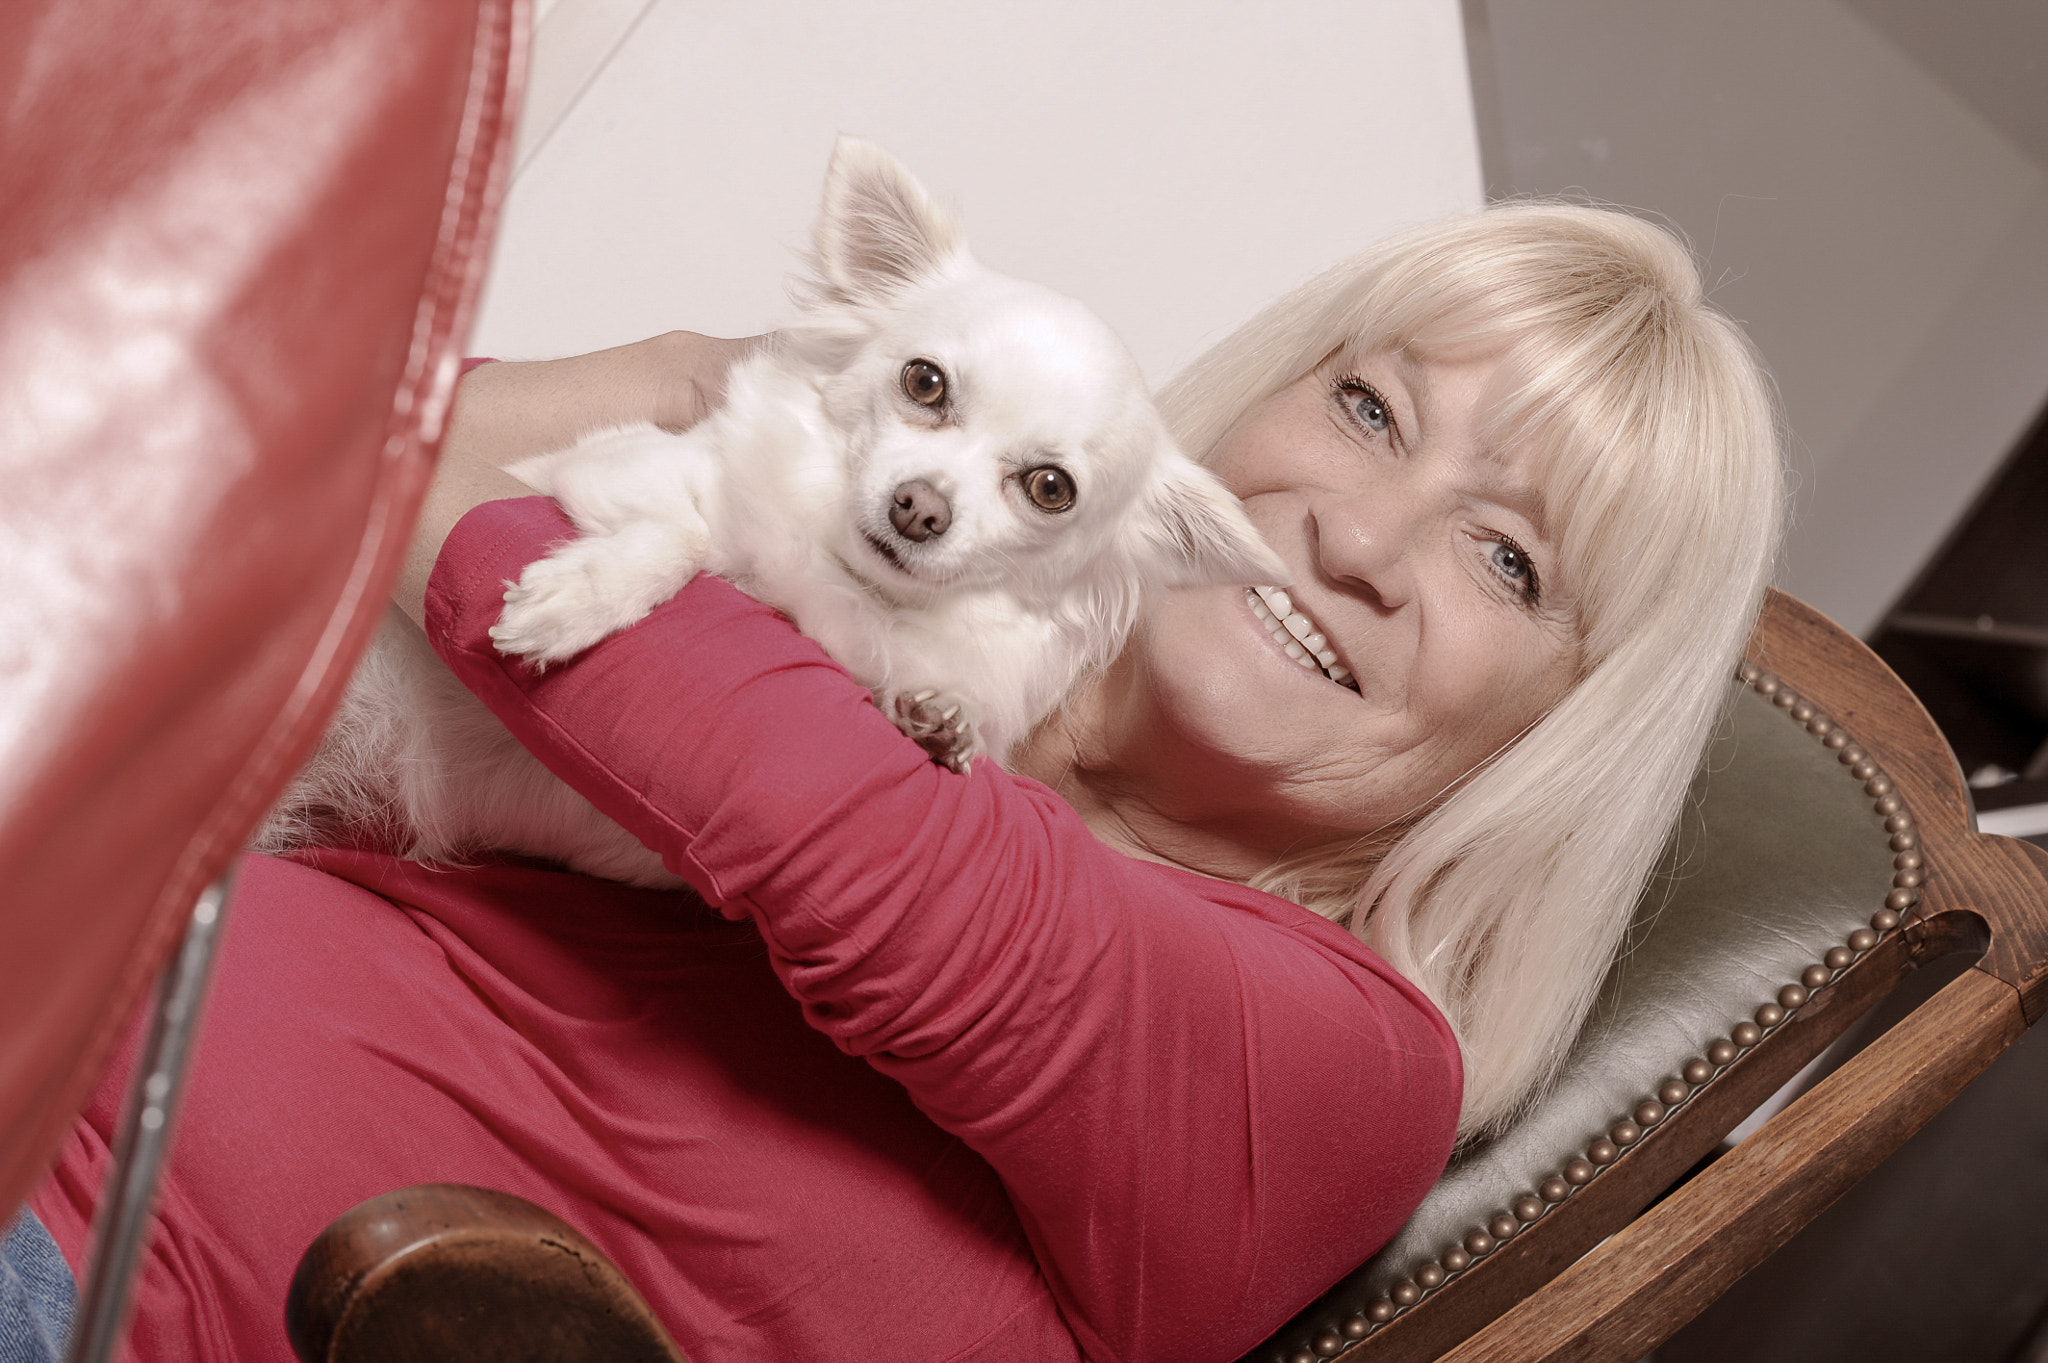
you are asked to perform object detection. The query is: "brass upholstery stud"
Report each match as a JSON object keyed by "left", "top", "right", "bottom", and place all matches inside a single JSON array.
[
  {"left": 1754, "top": 1003, "right": 1785, "bottom": 1028},
  {"left": 1848, "top": 928, "right": 1878, "bottom": 951},
  {"left": 1683, "top": 1058, "right": 1714, "bottom": 1084},
  {"left": 1851, "top": 759, "right": 1879, "bottom": 780},
  {"left": 1563, "top": 1158, "right": 1596, "bottom": 1185},
  {"left": 1341, "top": 1314, "right": 1371, "bottom": 1340},
  {"left": 1774, "top": 690, "right": 1798, "bottom": 710},
  {"left": 1732, "top": 1021, "right": 1763, "bottom": 1047},
  {"left": 1893, "top": 867, "right": 1923, "bottom": 889},
  {"left": 1391, "top": 1280, "right": 1422, "bottom": 1306},
  {"left": 1707, "top": 1039, "right": 1738, "bottom": 1066},
  {"left": 1886, "top": 887, "right": 1920, "bottom": 911},
  {"left": 1882, "top": 812, "right": 1912, "bottom": 834},
  {"left": 1778, "top": 983, "right": 1810, "bottom": 1010},
  {"left": 1539, "top": 1177, "right": 1570, "bottom": 1203},
  {"left": 1825, "top": 945, "right": 1855, "bottom": 971},
  {"left": 1865, "top": 775, "right": 1895, "bottom": 798},
  {"left": 1587, "top": 1138, "right": 1620, "bottom": 1165},
  {"left": 1791, "top": 700, "right": 1815, "bottom": 722},
  {"left": 1416, "top": 1262, "right": 1446, "bottom": 1289},
  {"left": 1801, "top": 964, "right": 1832, "bottom": 990},
  {"left": 1889, "top": 830, "right": 1919, "bottom": 852},
  {"left": 1611, "top": 1120, "right": 1644, "bottom": 1146},
  {"left": 1464, "top": 1229, "right": 1496, "bottom": 1256},
  {"left": 1838, "top": 744, "right": 1867, "bottom": 766},
  {"left": 1290, "top": 1347, "right": 1317, "bottom": 1363},
  {"left": 1489, "top": 1212, "right": 1519, "bottom": 1240},
  {"left": 1658, "top": 1078, "right": 1689, "bottom": 1106},
  {"left": 1368, "top": 1300, "right": 1397, "bottom": 1324},
  {"left": 1512, "top": 1196, "right": 1544, "bottom": 1222},
  {"left": 1313, "top": 1329, "right": 1345, "bottom": 1356},
  {"left": 1755, "top": 674, "right": 1781, "bottom": 696},
  {"left": 1823, "top": 729, "right": 1850, "bottom": 750},
  {"left": 1442, "top": 1247, "right": 1471, "bottom": 1272},
  {"left": 1894, "top": 849, "right": 1923, "bottom": 871},
  {"left": 1872, "top": 908, "right": 1902, "bottom": 931},
  {"left": 1634, "top": 1100, "right": 1667, "bottom": 1127}
]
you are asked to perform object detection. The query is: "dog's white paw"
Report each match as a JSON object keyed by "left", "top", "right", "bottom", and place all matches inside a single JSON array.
[
  {"left": 883, "top": 687, "right": 983, "bottom": 775},
  {"left": 488, "top": 552, "right": 639, "bottom": 664},
  {"left": 489, "top": 524, "right": 708, "bottom": 665}
]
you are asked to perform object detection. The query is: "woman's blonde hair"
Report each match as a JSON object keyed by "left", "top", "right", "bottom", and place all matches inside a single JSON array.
[{"left": 1157, "top": 202, "right": 1786, "bottom": 1140}]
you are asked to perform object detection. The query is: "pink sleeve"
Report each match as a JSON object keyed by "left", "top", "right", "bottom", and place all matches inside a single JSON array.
[{"left": 427, "top": 497, "right": 1461, "bottom": 1363}]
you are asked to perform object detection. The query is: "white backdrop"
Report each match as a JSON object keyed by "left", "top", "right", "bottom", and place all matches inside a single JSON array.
[{"left": 471, "top": 0, "right": 1484, "bottom": 386}]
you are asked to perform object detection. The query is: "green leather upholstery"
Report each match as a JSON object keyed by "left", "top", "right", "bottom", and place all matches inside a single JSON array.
[{"left": 1256, "top": 679, "right": 1900, "bottom": 1356}]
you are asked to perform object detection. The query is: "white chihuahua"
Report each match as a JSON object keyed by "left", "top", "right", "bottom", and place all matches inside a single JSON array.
[{"left": 260, "top": 138, "right": 1283, "bottom": 887}]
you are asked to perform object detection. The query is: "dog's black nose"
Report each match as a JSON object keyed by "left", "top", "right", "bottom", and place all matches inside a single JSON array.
[{"left": 890, "top": 480, "right": 951, "bottom": 542}]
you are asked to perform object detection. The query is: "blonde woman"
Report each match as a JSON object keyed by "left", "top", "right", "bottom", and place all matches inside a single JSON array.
[
  {"left": 1127, "top": 204, "right": 1783, "bottom": 1136},
  {"left": 19, "top": 203, "right": 1782, "bottom": 1363}
]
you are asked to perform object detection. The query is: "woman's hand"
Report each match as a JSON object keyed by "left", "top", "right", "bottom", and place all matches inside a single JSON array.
[{"left": 394, "top": 331, "right": 761, "bottom": 626}]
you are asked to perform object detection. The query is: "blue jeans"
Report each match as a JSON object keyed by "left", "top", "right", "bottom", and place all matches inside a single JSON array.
[{"left": 0, "top": 1209, "right": 74, "bottom": 1363}]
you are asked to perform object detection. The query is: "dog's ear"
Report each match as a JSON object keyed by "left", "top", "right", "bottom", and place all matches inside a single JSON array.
[
  {"left": 1134, "top": 457, "right": 1289, "bottom": 589},
  {"left": 812, "top": 136, "right": 966, "bottom": 303}
]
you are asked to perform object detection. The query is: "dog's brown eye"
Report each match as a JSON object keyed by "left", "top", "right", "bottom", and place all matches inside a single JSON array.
[
  {"left": 1023, "top": 465, "right": 1075, "bottom": 512},
  {"left": 902, "top": 360, "right": 947, "bottom": 407}
]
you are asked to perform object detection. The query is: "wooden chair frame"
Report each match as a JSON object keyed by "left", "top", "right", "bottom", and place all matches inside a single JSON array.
[{"left": 1290, "top": 589, "right": 2048, "bottom": 1363}]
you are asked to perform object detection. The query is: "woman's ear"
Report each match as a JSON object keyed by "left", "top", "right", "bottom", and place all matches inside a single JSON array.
[
  {"left": 1135, "top": 457, "right": 1290, "bottom": 589},
  {"left": 810, "top": 136, "right": 965, "bottom": 304}
]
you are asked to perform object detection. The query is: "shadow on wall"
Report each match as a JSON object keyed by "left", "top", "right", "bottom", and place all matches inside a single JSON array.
[{"left": 1462, "top": 0, "right": 2048, "bottom": 638}]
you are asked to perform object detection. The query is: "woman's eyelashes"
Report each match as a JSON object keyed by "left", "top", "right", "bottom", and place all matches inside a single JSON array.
[
  {"left": 1485, "top": 534, "right": 1543, "bottom": 606},
  {"left": 1333, "top": 375, "right": 1396, "bottom": 439}
]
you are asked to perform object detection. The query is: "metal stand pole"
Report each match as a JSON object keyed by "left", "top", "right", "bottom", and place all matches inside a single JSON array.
[{"left": 65, "top": 870, "right": 237, "bottom": 1363}]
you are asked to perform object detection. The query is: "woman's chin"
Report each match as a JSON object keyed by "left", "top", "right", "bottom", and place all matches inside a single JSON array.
[{"left": 1139, "top": 584, "right": 1355, "bottom": 754}]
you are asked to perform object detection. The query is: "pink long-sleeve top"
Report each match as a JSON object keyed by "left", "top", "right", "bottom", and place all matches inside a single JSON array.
[{"left": 33, "top": 497, "right": 1459, "bottom": 1363}]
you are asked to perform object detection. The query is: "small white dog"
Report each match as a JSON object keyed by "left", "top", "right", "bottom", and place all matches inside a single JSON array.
[{"left": 260, "top": 138, "right": 1283, "bottom": 887}]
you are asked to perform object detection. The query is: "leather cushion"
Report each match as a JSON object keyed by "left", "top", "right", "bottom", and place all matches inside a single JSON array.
[{"left": 1350, "top": 681, "right": 1893, "bottom": 1296}]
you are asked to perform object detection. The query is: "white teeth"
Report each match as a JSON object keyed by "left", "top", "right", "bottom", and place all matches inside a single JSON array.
[{"left": 1245, "top": 587, "right": 1360, "bottom": 693}]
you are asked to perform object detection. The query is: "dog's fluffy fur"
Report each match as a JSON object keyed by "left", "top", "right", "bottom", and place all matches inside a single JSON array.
[{"left": 258, "top": 138, "right": 1283, "bottom": 887}]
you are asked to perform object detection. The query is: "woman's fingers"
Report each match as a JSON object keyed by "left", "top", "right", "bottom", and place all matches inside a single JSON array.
[{"left": 389, "top": 331, "right": 766, "bottom": 627}]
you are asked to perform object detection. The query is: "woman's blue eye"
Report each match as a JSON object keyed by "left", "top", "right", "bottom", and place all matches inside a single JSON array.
[
  {"left": 1489, "top": 537, "right": 1542, "bottom": 605},
  {"left": 1350, "top": 387, "right": 1390, "bottom": 433}
]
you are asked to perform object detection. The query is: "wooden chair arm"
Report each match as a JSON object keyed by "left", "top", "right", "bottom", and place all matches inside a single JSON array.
[
  {"left": 1439, "top": 963, "right": 2025, "bottom": 1362},
  {"left": 286, "top": 1184, "right": 689, "bottom": 1363},
  {"left": 1438, "top": 591, "right": 2048, "bottom": 1361}
]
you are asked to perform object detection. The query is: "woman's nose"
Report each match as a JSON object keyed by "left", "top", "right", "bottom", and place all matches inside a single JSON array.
[{"left": 1310, "top": 487, "right": 1421, "bottom": 610}]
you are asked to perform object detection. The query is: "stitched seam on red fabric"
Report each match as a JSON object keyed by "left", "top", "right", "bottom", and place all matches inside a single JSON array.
[{"left": 932, "top": 1285, "right": 1083, "bottom": 1363}]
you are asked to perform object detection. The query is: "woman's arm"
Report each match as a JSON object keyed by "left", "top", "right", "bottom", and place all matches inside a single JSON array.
[
  {"left": 395, "top": 332, "right": 758, "bottom": 627},
  {"left": 424, "top": 499, "right": 1461, "bottom": 1362}
]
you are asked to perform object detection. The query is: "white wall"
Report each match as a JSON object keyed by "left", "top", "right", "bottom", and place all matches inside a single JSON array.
[{"left": 471, "top": 0, "right": 1485, "bottom": 387}]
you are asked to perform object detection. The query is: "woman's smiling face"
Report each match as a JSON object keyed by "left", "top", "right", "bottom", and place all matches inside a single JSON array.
[{"left": 1111, "top": 347, "right": 1586, "bottom": 858}]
